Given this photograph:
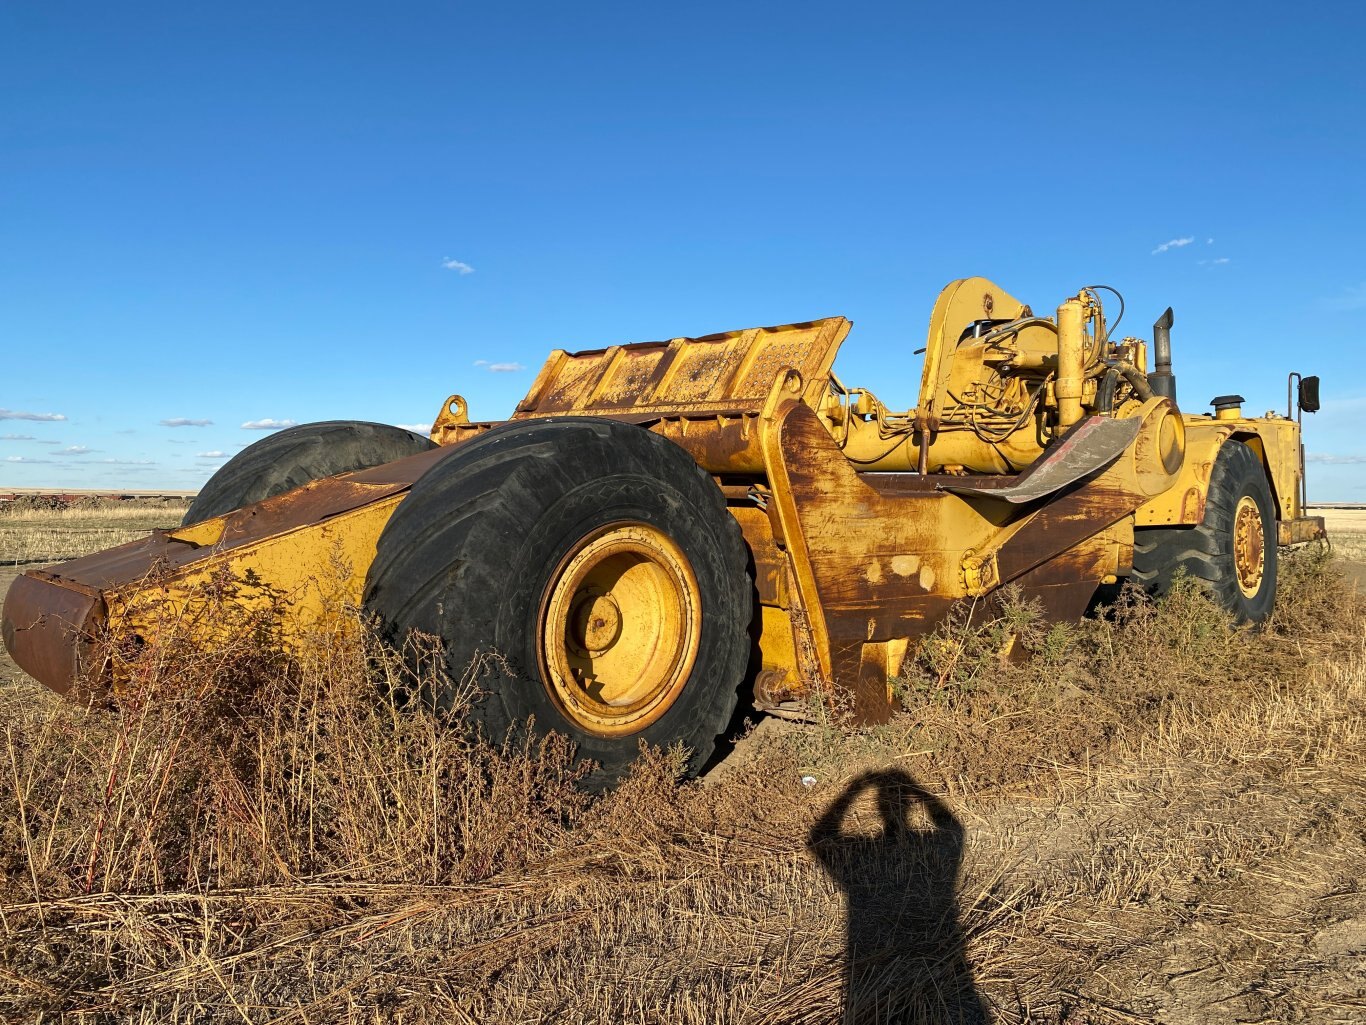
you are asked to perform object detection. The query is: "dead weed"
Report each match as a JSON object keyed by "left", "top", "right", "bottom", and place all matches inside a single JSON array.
[{"left": 0, "top": 548, "right": 1361, "bottom": 1023}]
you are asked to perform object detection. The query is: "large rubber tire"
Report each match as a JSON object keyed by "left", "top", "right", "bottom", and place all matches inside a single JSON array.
[
  {"left": 1131, "top": 440, "right": 1277, "bottom": 624},
  {"left": 363, "top": 418, "right": 753, "bottom": 790},
  {"left": 184, "top": 421, "right": 436, "bottom": 525}
]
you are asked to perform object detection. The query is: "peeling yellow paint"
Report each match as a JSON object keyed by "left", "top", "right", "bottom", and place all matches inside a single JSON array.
[{"left": 890, "top": 554, "right": 920, "bottom": 577}]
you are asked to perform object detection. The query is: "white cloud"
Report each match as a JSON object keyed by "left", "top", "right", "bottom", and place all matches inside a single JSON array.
[
  {"left": 1307, "top": 453, "right": 1366, "bottom": 464},
  {"left": 58, "top": 445, "right": 96, "bottom": 455},
  {"left": 1206, "top": 238, "right": 1214, "bottom": 245},
  {"left": 1, "top": 433, "right": 35, "bottom": 441},
  {"left": 241, "top": 418, "right": 299, "bottom": 430},
  {"left": 0, "top": 408, "right": 67, "bottom": 422},
  {"left": 5, "top": 455, "right": 52, "bottom": 463},
  {"left": 488, "top": 362, "right": 524, "bottom": 373},
  {"left": 395, "top": 423, "right": 432, "bottom": 435},
  {"left": 1151, "top": 237, "right": 1195, "bottom": 255},
  {"left": 441, "top": 257, "right": 475, "bottom": 275},
  {"left": 99, "top": 458, "right": 155, "bottom": 465},
  {"left": 1198, "top": 257, "right": 1231, "bottom": 266},
  {"left": 197, "top": 450, "right": 227, "bottom": 458},
  {"left": 160, "top": 417, "right": 213, "bottom": 428}
]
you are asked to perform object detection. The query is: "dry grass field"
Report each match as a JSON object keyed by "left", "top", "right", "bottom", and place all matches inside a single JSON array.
[
  {"left": 0, "top": 499, "right": 189, "bottom": 568},
  {"left": 0, "top": 499, "right": 1362, "bottom": 1023},
  {"left": 1324, "top": 509, "right": 1366, "bottom": 552},
  {"left": 1321, "top": 508, "right": 1366, "bottom": 587}
]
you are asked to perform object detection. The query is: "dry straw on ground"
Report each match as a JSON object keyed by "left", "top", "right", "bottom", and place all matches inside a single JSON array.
[
  {"left": 0, "top": 523, "right": 1362, "bottom": 1023},
  {"left": 0, "top": 498, "right": 188, "bottom": 567},
  {"left": 1324, "top": 508, "right": 1366, "bottom": 563}
]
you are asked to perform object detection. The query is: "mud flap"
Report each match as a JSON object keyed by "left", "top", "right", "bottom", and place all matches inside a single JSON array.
[{"left": 939, "top": 416, "right": 1141, "bottom": 504}]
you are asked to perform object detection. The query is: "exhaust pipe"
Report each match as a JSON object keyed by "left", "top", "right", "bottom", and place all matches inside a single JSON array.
[{"left": 1148, "top": 307, "right": 1177, "bottom": 405}]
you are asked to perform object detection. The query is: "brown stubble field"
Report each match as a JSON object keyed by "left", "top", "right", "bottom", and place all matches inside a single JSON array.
[{"left": 0, "top": 500, "right": 1362, "bottom": 1024}]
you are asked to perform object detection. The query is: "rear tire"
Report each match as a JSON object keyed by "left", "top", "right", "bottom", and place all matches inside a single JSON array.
[
  {"left": 1131, "top": 440, "right": 1277, "bottom": 624},
  {"left": 363, "top": 418, "right": 752, "bottom": 790},
  {"left": 184, "top": 421, "right": 436, "bottom": 525}
]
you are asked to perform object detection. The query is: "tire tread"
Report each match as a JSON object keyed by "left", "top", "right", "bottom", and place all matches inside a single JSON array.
[
  {"left": 1131, "top": 440, "right": 1278, "bottom": 623},
  {"left": 365, "top": 418, "right": 751, "bottom": 788}
]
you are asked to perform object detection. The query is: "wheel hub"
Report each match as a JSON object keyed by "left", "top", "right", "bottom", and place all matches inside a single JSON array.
[
  {"left": 569, "top": 592, "right": 623, "bottom": 655},
  {"left": 1232, "top": 495, "right": 1265, "bottom": 598},
  {"left": 539, "top": 523, "right": 701, "bottom": 737}
]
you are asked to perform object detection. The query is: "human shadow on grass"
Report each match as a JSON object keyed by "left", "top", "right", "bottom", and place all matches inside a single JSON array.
[{"left": 809, "top": 769, "right": 987, "bottom": 1024}]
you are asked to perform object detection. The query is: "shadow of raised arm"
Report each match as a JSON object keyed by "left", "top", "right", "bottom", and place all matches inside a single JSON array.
[{"left": 809, "top": 772, "right": 879, "bottom": 858}]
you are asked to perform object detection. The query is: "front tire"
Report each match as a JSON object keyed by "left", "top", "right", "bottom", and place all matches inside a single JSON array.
[
  {"left": 1131, "top": 440, "right": 1277, "bottom": 624},
  {"left": 364, "top": 418, "right": 753, "bottom": 789}
]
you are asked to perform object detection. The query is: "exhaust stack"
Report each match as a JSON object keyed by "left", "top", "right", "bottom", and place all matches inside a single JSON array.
[{"left": 1148, "top": 307, "right": 1177, "bottom": 405}]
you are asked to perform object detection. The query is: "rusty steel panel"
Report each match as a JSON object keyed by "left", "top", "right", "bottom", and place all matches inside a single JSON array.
[
  {"left": 2, "top": 572, "right": 104, "bottom": 695},
  {"left": 1278, "top": 516, "right": 1327, "bottom": 545},
  {"left": 512, "top": 318, "right": 850, "bottom": 418},
  {"left": 993, "top": 502, "right": 1134, "bottom": 591},
  {"left": 660, "top": 337, "right": 748, "bottom": 403},
  {"left": 645, "top": 414, "right": 767, "bottom": 475},
  {"left": 762, "top": 399, "right": 1153, "bottom": 723},
  {"left": 762, "top": 401, "right": 992, "bottom": 718}
]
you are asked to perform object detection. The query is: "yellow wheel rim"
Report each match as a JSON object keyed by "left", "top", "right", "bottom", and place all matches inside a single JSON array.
[
  {"left": 1232, "top": 495, "right": 1265, "bottom": 599},
  {"left": 539, "top": 522, "right": 701, "bottom": 737}
]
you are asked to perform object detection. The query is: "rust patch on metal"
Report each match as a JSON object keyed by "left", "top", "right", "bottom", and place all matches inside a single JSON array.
[
  {"left": 1180, "top": 485, "right": 1204, "bottom": 522},
  {"left": 648, "top": 414, "right": 767, "bottom": 474},
  {"left": 763, "top": 399, "right": 1152, "bottom": 721},
  {"left": 2, "top": 573, "right": 105, "bottom": 694},
  {"left": 510, "top": 318, "right": 851, "bottom": 421},
  {"left": 1277, "top": 516, "right": 1326, "bottom": 546}
]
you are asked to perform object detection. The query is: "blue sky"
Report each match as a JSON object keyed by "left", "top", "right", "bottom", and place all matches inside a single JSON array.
[{"left": 2, "top": 2, "right": 1363, "bottom": 499}]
